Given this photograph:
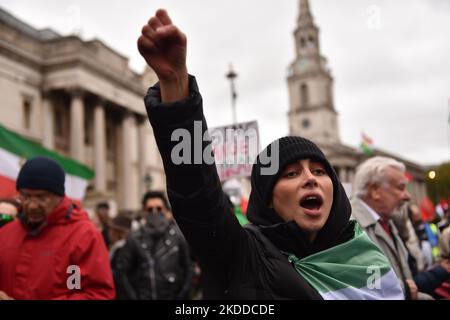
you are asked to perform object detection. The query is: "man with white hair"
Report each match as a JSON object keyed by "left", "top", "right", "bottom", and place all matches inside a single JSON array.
[{"left": 351, "top": 157, "right": 418, "bottom": 299}]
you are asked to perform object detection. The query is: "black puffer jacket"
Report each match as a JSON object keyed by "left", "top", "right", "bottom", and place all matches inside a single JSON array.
[
  {"left": 114, "top": 215, "right": 193, "bottom": 300},
  {"left": 145, "top": 76, "right": 353, "bottom": 299}
]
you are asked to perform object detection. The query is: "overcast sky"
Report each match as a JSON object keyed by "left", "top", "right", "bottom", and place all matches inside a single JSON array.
[{"left": 1, "top": 0, "right": 449, "bottom": 166}]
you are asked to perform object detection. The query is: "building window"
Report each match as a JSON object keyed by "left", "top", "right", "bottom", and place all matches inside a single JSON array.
[
  {"left": 53, "top": 101, "right": 70, "bottom": 153},
  {"left": 300, "top": 83, "right": 309, "bottom": 107},
  {"left": 300, "top": 37, "right": 306, "bottom": 48},
  {"left": 308, "top": 36, "right": 315, "bottom": 48},
  {"left": 54, "top": 106, "right": 64, "bottom": 137},
  {"left": 22, "top": 98, "right": 32, "bottom": 130}
]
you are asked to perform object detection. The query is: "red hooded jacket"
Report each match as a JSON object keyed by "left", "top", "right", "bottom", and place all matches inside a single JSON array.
[{"left": 0, "top": 197, "right": 115, "bottom": 300}]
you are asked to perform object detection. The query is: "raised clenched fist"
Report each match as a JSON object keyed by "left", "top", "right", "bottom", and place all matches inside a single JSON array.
[{"left": 138, "top": 9, "right": 189, "bottom": 102}]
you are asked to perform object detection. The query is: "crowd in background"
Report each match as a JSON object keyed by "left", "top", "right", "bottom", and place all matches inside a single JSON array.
[{"left": 0, "top": 154, "right": 449, "bottom": 300}]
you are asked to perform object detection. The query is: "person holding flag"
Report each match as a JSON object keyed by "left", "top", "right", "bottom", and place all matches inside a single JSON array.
[
  {"left": 138, "top": 9, "right": 403, "bottom": 299},
  {"left": 0, "top": 157, "right": 115, "bottom": 300},
  {"left": 0, "top": 123, "right": 94, "bottom": 202}
]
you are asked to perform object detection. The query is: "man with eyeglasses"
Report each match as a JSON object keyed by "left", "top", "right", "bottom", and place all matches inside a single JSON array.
[
  {"left": 114, "top": 191, "right": 193, "bottom": 299},
  {"left": 0, "top": 157, "right": 115, "bottom": 300}
]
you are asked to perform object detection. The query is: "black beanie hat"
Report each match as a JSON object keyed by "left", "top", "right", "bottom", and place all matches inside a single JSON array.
[{"left": 16, "top": 157, "right": 65, "bottom": 196}]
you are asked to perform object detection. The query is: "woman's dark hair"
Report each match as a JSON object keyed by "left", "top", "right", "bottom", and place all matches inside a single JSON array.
[{"left": 141, "top": 191, "right": 170, "bottom": 210}]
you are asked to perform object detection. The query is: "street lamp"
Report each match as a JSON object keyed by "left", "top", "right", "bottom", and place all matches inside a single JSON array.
[
  {"left": 427, "top": 170, "right": 437, "bottom": 205},
  {"left": 226, "top": 63, "right": 238, "bottom": 125},
  {"left": 428, "top": 170, "right": 436, "bottom": 180}
]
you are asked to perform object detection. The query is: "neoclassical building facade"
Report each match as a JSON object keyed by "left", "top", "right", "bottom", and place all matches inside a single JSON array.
[
  {"left": 287, "top": 0, "right": 427, "bottom": 203},
  {"left": 0, "top": 7, "right": 165, "bottom": 210}
]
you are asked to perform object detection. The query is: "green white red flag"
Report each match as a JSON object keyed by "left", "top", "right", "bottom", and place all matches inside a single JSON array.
[{"left": 0, "top": 123, "right": 94, "bottom": 201}]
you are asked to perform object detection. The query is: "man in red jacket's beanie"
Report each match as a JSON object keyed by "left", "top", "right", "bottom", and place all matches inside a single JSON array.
[{"left": 0, "top": 157, "right": 115, "bottom": 300}]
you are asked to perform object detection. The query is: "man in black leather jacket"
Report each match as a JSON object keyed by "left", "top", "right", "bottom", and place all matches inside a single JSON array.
[{"left": 114, "top": 191, "right": 193, "bottom": 300}]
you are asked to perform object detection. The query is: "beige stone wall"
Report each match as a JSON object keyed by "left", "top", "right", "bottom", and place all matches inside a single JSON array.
[
  {"left": 289, "top": 109, "right": 340, "bottom": 145},
  {"left": 0, "top": 55, "right": 42, "bottom": 141},
  {"left": 86, "top": 40, "right": 129, "bottom": 73},
  {"left": 0, "top": 24, "right": 43, "bottom": 63},
  {"left": 144, "top": 126, "right": 166, "bottom": 192}
]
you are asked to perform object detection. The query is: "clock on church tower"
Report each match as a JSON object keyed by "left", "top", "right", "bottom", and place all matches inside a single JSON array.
[{"left": 302, "top": 118, "right": 311, "bottom": 129}]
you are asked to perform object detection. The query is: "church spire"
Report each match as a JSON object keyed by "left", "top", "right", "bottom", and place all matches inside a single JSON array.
[
  {"left": 287, "top": 0, "right": 340, "bottom": 145},
  {"left": 298, "top": 0, "right": 315, "bottom": 28},
  {"left": 294, "top": 0, "right": 320, "bottom": 59}
]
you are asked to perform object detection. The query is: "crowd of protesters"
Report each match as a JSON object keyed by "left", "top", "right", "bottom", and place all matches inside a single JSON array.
[
  {"left": 1, "top": 8, "right": 450, "bottom": 300},
  {"left": 0, "top": 154, "right": 448, "bottom": 300}
]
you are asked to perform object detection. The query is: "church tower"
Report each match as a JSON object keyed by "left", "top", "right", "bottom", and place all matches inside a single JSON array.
[{"left": 287, "top": 0, "right": 341, "bottom": 145}]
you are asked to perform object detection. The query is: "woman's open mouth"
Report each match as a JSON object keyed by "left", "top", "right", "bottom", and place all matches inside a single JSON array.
[{"left": 299, "top": 194, "right": 323, "bottom": 216}]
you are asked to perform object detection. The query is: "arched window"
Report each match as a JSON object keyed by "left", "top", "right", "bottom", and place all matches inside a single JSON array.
[
  {"left": 300, "top": 83, "right": 309, "bottom": 107},
  {"left": 300, "top": 37, "right": 306, "bottom": 48}
]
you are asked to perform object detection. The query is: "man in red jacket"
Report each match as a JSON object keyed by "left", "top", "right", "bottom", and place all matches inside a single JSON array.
[{"left": 0, "top": 157, "right": 115, "bottom": 300}]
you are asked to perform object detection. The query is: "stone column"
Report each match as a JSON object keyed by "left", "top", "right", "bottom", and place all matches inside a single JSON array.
[
  {"left": 69, "top": 89, "right": 85, "bottom": 163},
  {"left": 94, "top": 99, "right": 107, "bottom": 193},
  {"left": 41, "top": 93, "right": 55, "bottom": 149},
  {"left": 137, "top": 116, "right": 149, "bottom": 198},
  {"left": 121, "top": 112, "right": 134, "bottom": 209}
]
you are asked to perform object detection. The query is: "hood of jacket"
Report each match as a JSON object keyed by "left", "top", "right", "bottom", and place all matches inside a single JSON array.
[{"left": 246, "top": 136, "right": 353, "bottom": 259}]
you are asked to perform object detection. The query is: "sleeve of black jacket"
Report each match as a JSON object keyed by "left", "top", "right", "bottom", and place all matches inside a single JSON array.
[
  {"left": 413, "top": 265, "right": 450, "bottom": 294},
  {"left": 144, "top": 76, "right": 249, "bottom": 297},
  {"left": 176, "top": 231, "right": 194, "bottom": 299},
  {"left": 114, "top": 237, "right": 139, "bottom": 300}
]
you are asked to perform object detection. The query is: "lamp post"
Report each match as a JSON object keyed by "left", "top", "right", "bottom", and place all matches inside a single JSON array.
[
  {"left": 428, "top": 170, "right": 437, "bottom": 205},
  {"left": 226, "top": 64, "right": 238, "bottom": 125}
]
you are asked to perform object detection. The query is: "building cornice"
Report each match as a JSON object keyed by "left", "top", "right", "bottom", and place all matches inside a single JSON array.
[
  {"left": 288, "top": 105, "right": 337, "bottom": 115},
  {"left": 0, "top": 23, "right": 149, "bottom": 97}
]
